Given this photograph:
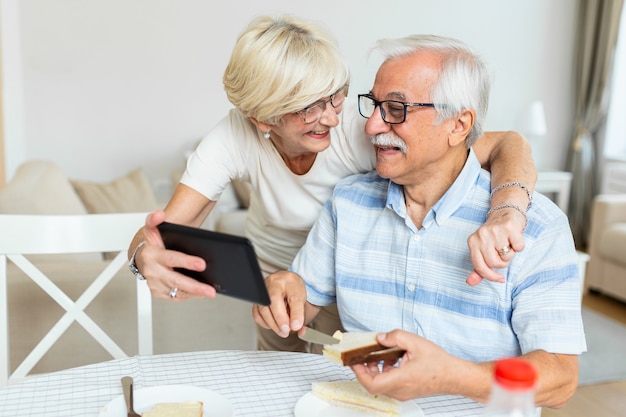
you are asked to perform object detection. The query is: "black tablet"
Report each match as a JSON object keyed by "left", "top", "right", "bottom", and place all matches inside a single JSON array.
[{"left": 157, "top": 222, "right": 270, "bottom": 306}]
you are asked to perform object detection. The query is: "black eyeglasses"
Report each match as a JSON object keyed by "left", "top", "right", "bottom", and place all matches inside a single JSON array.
[
  {"left": 294, "top": 86, "right": 349, "bottom": 124},
  {"left": 358, "top": 94, "right": 437, "bottom": 124}
]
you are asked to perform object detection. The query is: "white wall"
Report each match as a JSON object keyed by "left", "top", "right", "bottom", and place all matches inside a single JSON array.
[{"left": 3, "top": 0, "right": 577, "bottom": 198}]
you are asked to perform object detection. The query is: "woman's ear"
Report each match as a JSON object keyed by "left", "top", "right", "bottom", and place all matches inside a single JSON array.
[
  {"left": 449, "top": 109, "right": 475, "bottom": 147},
  {"left": 249, "top": 117, "right": 271, "bottom": 133}
]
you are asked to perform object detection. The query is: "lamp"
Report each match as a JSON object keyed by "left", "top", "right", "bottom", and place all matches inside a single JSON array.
[
  {"left": 523, "top": 100, "right": 547, "bottom": 136},
  {"left": 521, "top": 100, "right": 547, "bottom": 169}
]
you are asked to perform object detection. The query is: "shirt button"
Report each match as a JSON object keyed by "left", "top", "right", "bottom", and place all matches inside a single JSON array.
[
  {"left": 413, "top": 234, "right": 421, "bottom": 241},
  {"left": 407, "top": 284, "right": 416, "bottom": 292}
]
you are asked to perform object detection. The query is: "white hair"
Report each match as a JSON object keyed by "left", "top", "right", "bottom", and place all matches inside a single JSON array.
[{"left": 372, "top": 34, "right": 491, "bottom": 147}]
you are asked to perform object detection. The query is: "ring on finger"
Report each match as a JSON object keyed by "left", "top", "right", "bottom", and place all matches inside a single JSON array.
[
  {"left": 497, "top": 246, "right": 511, "bottom": 257},
  {"left": 169, "top": 287, "right": 178, "bottom": 299}
]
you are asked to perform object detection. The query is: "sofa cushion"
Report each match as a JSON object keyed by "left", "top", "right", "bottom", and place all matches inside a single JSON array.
[
  {"left": 599, "top": 223, "right": 626, "bottom": 267},
  {"left": 215, "top": 209, "right": 247, "bottom": 237},
  {"left": 231, "top": 179, "right": 251, "bottom": 209},
  {"left": 0, "top": 160, "right": 100, "bottom": 262},
  {"left": 0, "top": 160, "right": 87, "bottom": 215},
  {"left": 71, "top": 168, "right": 159, "bottom": 214}
]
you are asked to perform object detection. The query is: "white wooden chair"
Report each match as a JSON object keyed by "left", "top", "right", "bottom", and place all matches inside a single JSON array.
[{"left": 0, "top": 213, "right": 153, "bottom": 386}]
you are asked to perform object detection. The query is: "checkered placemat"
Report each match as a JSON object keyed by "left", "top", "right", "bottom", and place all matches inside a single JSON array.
[{"left": 0, "top": 350, "right": 484, "bottom": 416}]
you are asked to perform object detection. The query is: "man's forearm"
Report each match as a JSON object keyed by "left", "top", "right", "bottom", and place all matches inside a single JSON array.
[
  {"left": 522, "top": 351, "right": 578, "bottom": 408},
  {"left": 447, "top": 351, "right": 577, "bottom": 408}
]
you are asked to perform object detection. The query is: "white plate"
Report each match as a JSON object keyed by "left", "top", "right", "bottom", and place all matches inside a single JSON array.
[
  {"left": 98, "top": 384, "right": 233, "bottom": 417},
  {"left": 294, "top": 392, "right": 424, "bottom": 417}
]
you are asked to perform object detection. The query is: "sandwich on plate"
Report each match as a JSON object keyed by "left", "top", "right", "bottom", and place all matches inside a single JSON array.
[
  {"left": 312, "top": 380, "right": 400, "bottom": 416},
  {"left": 141, "top": 401, "right": 203, "bottom": 417}
]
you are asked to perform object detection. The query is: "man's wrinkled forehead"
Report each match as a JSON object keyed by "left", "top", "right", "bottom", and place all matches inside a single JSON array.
[{"left": 373, "top": 52, "right": 440, "bottom": 100}]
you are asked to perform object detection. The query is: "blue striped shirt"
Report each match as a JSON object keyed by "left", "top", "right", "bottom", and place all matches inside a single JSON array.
[{"left": 291, "top": 150, "right": 587, "bottom": 362}]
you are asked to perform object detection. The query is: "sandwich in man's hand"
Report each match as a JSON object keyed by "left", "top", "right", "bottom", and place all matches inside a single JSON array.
[{"left": 322, "top": 331, "right": 405, "bottom": 366}]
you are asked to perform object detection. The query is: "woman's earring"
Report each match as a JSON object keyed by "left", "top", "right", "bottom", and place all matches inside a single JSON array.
[{"left": 264, "top": 130, "right": 271, "bottom": 140}]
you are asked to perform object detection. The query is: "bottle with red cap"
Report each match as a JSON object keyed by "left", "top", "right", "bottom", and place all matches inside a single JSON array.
[{"left": 484, "top": 357, "right": 539, "bottom": 417}]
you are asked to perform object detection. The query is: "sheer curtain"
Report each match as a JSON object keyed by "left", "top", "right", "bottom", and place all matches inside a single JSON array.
[{"left": 567, "top": 0, "right": 624, "bottom": 248}]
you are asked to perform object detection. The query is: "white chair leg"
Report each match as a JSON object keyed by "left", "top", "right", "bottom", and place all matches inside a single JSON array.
[
  {"left": 137, "top": 280, "right": 153, "bottom": 355},
  {"left": 0, "top": 255, "right": 9, "bottom": 387}
]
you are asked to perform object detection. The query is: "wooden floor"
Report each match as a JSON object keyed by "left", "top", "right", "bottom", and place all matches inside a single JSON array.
[{"left": 541, "top": 291, "right": 626, "bottom": 417}]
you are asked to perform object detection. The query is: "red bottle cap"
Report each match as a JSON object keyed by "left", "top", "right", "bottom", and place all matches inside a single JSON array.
[{"left": 494, "top": 358, "right": 538, "bottom": 390}]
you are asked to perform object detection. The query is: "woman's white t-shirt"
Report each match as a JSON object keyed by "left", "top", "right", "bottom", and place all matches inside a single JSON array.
[{"left": 181, "top": 100, "right": 375, "bottom": 269}]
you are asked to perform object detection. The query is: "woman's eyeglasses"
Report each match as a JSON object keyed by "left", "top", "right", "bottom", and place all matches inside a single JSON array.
[{"left": 294, "top": 86, "right": 349, "bottom": 124}]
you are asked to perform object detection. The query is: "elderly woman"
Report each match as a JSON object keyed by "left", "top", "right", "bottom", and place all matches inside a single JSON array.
[{"left": 127, "top": 15, "right": 536, "bottom": 353}]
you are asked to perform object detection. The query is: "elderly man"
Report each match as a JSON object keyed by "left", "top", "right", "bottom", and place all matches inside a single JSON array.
[{"left": 253, "top": 34, "right": 586, "bottom": 411}]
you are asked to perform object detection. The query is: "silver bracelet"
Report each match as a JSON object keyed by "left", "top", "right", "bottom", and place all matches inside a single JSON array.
[
  {"left": 486, "top": 203, "right": 528, "bottom": 230},
  {"left": 491, "top": 182, "right": 532, "bottom": 210},
  {"left": 128, "top": 240, "right": 146, "bottom": 280}
]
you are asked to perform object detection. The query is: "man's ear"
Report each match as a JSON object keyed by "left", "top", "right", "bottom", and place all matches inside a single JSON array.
[{"left": 449, "top": 109, "right": 475, "bottom": 147}]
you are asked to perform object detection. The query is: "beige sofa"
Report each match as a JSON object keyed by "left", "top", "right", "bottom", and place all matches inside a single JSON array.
[
  {"left": 0, "top": 160, "right": 250, "bottom": 234},
  {"left": 0, "top": 160, "right": 160, "bottom": 217},
  {"left": 586, "top": 193, "right": 626, "bottom": 303},
  {"left": 214, "top": 180, "right": 249, "bottom": 237},
  {"left": 0, "top": 161, "right": 255, "bottom": 375}
]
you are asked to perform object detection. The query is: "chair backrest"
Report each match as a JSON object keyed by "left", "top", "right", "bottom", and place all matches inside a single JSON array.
[{"left": 0, "top": 213, "right": 153, "bottom": 386}]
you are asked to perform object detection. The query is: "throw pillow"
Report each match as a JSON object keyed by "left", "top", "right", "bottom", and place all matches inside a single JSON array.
[
  {"left": 0, "top": 160, "right": 98, "bottom": 262},
  {"left": 0, "top": 160, "right": 88, "bottom": 215},
  {"left": 71, "top": 168, "right": 159, "bottom": 214}
]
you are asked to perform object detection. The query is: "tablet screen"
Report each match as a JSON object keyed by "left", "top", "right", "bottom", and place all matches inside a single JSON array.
[{"left": 158, "top": 222, "right": 270, "bottom": 305}]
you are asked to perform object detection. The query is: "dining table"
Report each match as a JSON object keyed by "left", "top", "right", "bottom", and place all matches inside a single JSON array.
[{"left": 0, "top": 349, "right": 485, "bottom": 416}]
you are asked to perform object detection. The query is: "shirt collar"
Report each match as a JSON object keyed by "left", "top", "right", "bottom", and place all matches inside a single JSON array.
[{"left": 385, "top": 148, "right": 482, "bottom": 229}]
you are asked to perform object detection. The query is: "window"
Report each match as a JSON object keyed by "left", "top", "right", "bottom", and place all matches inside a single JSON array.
[{"left": 604, "top": 5, "right": 626, "bottom": 160}]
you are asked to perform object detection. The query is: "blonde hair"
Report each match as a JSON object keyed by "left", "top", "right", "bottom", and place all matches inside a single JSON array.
[{"left": 223, "top": 15, "right": 350, "bottom": 124}]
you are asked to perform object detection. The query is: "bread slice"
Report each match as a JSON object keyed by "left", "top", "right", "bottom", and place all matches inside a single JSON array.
[
  {"left": 141, "top": 401, "right": 203, "bottom": 417},
  {"left": 312, "top": 381, "right": 400, "bottom": 416},
  {"left": 322, "top": 331, "right": 386, "bottom": 366}
]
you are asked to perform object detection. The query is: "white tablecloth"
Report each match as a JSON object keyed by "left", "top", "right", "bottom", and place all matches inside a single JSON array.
[{"left": 0, "top": 350, "right": 484, "bottom": 416}]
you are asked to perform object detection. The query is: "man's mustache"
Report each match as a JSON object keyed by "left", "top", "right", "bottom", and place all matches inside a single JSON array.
[{"left": 371, "top": 133, "right": 408, "bottom": 154}]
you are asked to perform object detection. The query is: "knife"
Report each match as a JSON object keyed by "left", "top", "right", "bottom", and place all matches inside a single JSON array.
[
  {"left": 298, "top": 326, "right": 340, "bottom": 345},
  {"left": 121, "top": 376, "right": 141, "bottom": 417}
]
